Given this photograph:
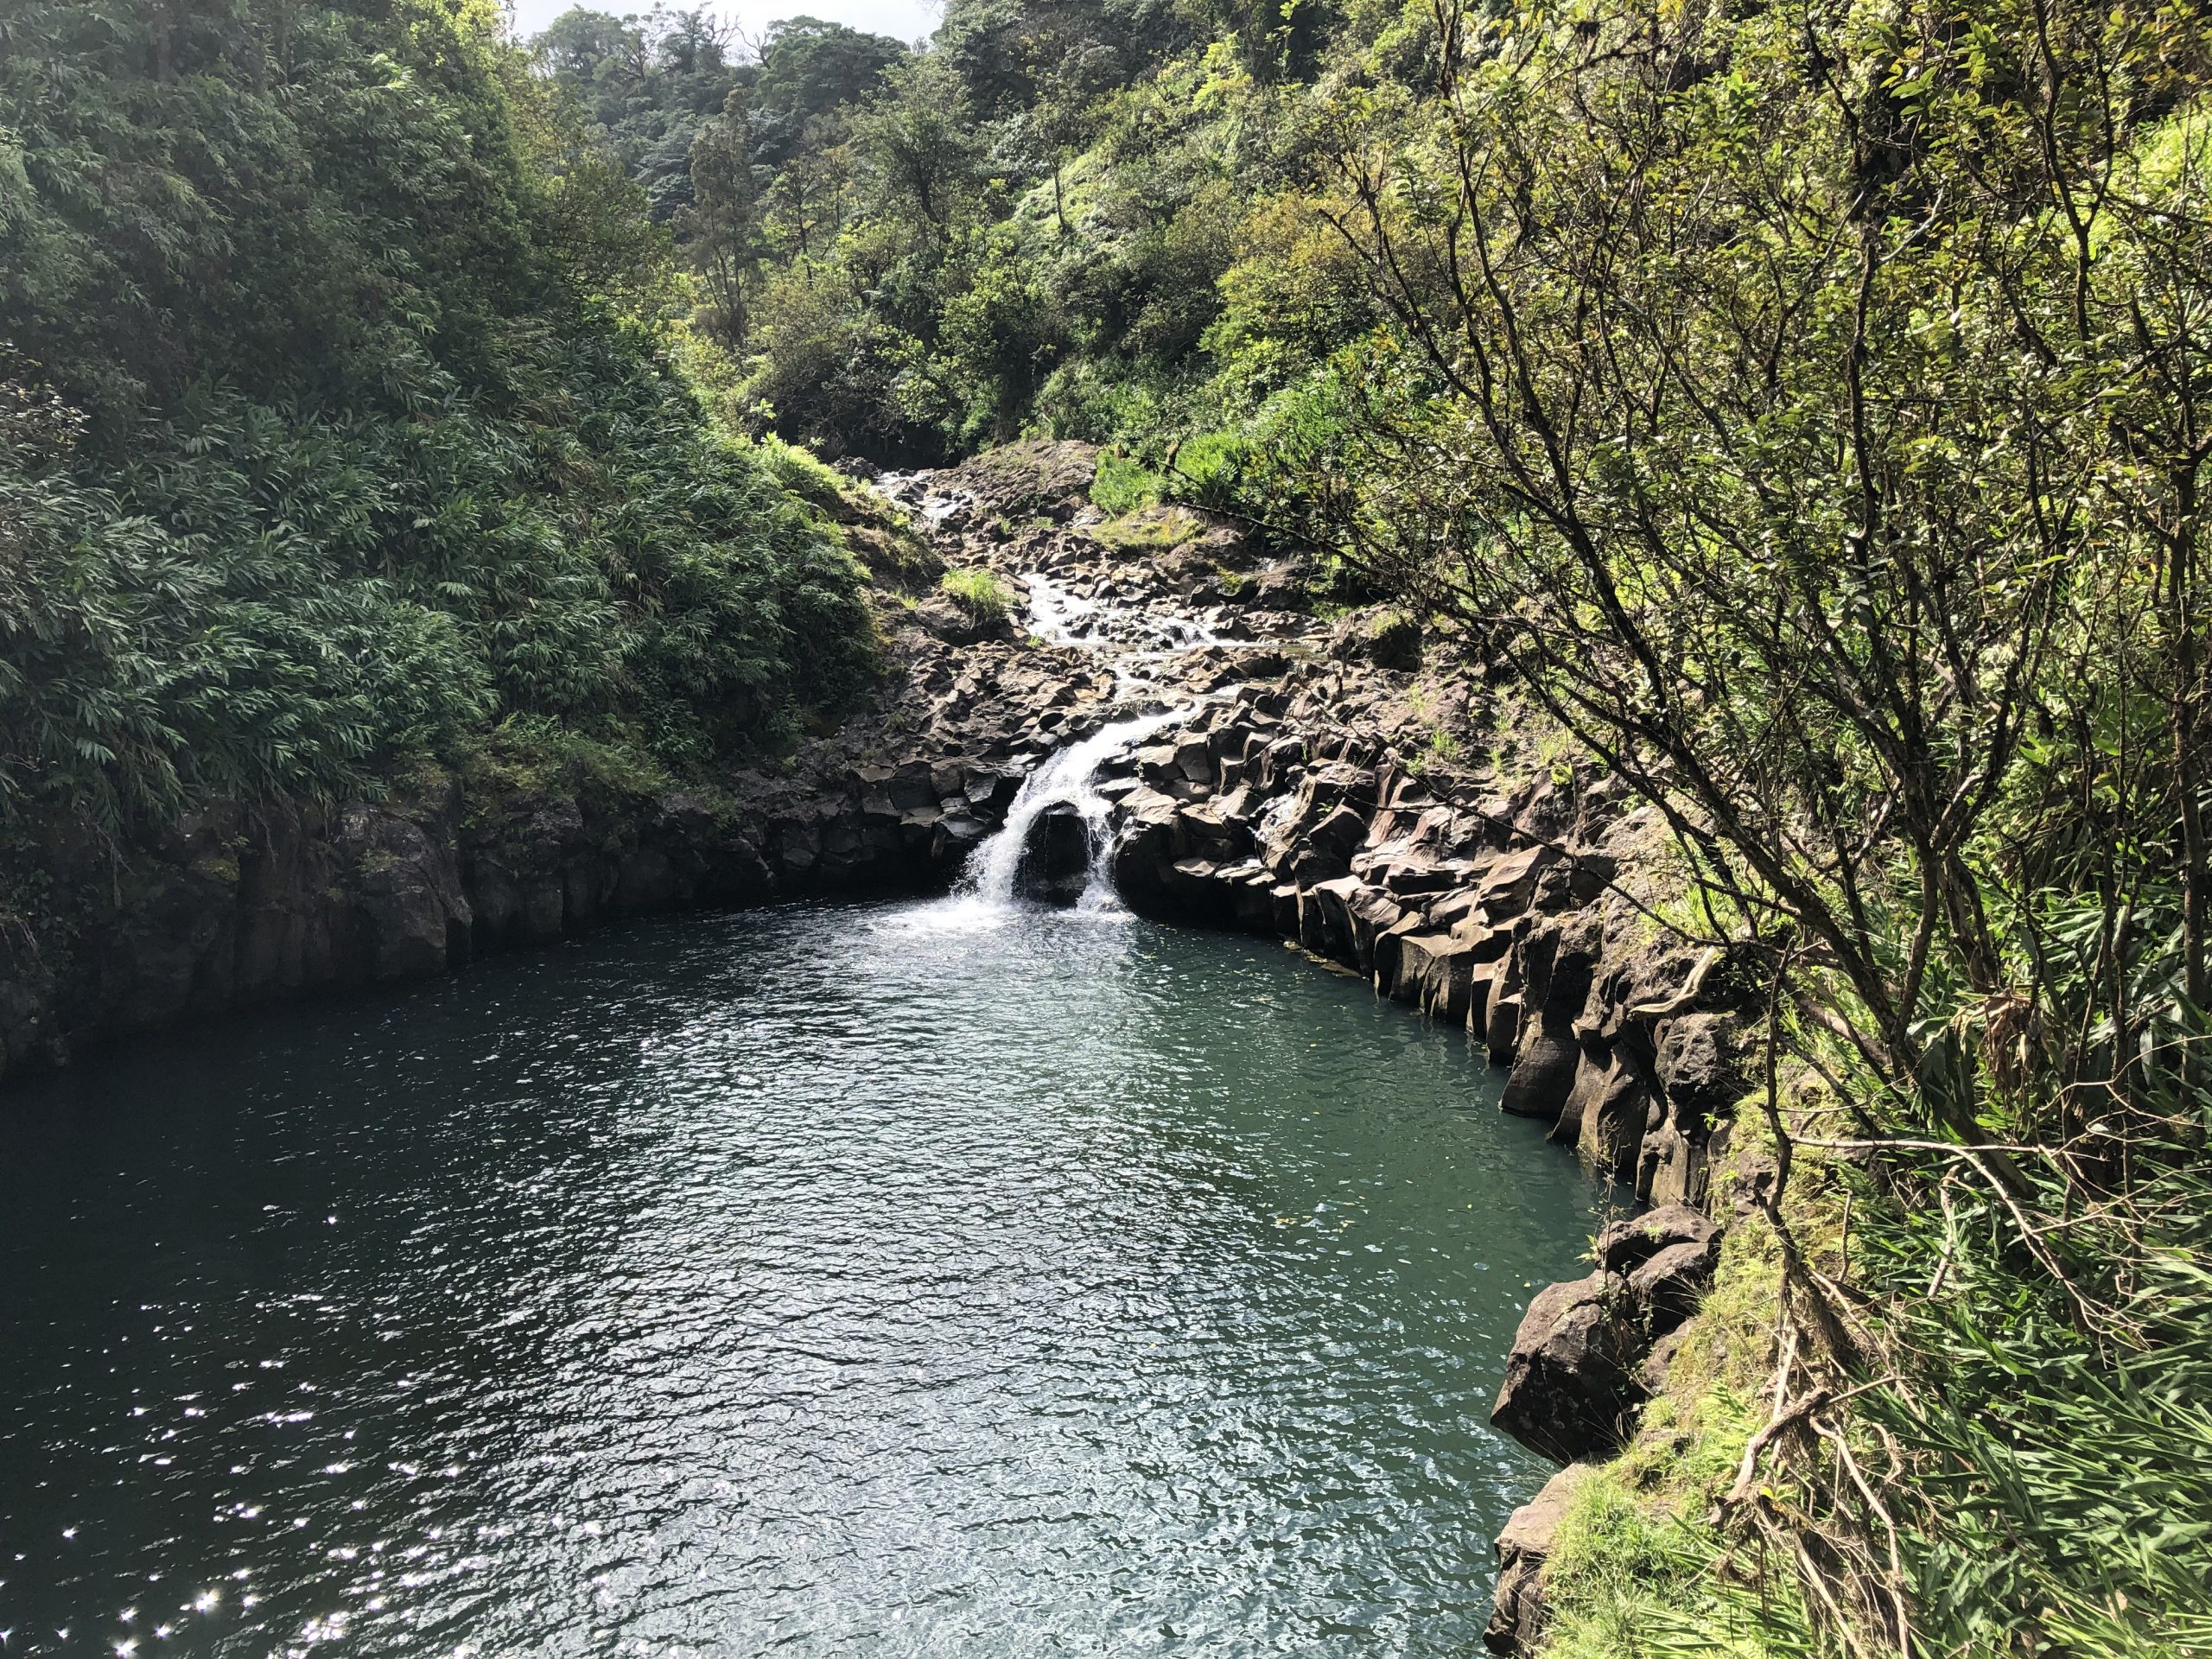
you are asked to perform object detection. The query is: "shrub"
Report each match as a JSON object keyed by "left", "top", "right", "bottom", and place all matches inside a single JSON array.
[
  {"left": 1090, "top": 450, "right": 1161, "bottom": 514},
  {"left": 938, "top": 567, "right": 1014, "bottom": 626}
]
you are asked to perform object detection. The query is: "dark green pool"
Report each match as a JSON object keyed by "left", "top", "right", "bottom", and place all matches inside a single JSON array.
[{"left": 0, "top": 896, "right": 1602, "bottom": 1656}]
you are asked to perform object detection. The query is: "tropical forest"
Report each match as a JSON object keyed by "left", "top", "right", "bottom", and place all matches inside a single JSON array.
[{"left": 0, "top": 0, "right": 2207, "bottom": 1654}]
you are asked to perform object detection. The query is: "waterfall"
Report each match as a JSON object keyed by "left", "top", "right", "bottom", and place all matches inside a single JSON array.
[{"left": 960, "top": 710, "right": 1185, "bottom": 908}]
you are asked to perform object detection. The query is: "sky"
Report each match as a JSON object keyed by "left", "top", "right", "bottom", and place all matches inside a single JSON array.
[{"left": 502, "top": 0, "right": 944, "bottom": 48}]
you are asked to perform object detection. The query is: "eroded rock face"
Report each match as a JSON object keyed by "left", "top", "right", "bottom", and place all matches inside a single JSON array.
[{"left": 1491, "top": 1272, "right": 1649, "bottom": 1465}]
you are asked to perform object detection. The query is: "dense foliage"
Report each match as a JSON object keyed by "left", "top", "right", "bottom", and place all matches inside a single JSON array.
[
  {"left": 0, "top": 0, "right": 874, "bottom": 827},
  {"left": 605, "top": 0, "right": 2212, "bottom": 1647}
]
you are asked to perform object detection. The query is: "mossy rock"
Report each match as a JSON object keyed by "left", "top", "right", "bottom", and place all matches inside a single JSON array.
[{"left": 1329, "top": 605, "right": 1423, "bottom": 672}]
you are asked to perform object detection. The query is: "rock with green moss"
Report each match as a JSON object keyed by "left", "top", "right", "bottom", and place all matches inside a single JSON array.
[
  {"left": 1484, "top": 1461, "right": 1598, "bottom": 1656},
  {"left": 1328, "top": 606, "right": 1423, "bottom": 672}
]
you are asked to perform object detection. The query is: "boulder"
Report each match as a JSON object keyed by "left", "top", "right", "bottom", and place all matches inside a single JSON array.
[
  {"left": 1595, "top": 1204, "right": 1719, "bottom": 1273},
  {"left": 1630, "top": 1237, "right": 1720, "bottom": 1336},
  {"left": 911, "top": 594, "right": 1005, "bottom": 645},
  {"left": 1637, "top": 1117, "right": 1714, "bottom": 1210},
  {"left": 1328, "top": 605, "right": 1423, "bottom": 671},
  {"left": 1502, "top": 920, "right": 1602, "bottom": 1125},
  {"left": 339, "top": 805, "right": 470, "bottom": 982},
  {"left": 1638, "top": 1325, "right": 1690, "bottom": 1394},
  {"left": 1485, "top": 991, "right": 1525, "bottom": 1067},
  {"left": 1389, "top": 932, "right": 1487, "bottom": 1022},
  {"left": 1019, "top": 804, "right": 1096, "bottom": 904},
  {"left": 1304, "top": 802, "right": 1370, "bottom": 862},
  {"left": 1491, "top": 1271, "right": 1648, "bottom": 1464}
]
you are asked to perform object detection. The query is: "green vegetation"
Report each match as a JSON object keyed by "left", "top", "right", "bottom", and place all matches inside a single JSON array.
[
  {"left": 1, "top": 0, "right": 876, "bottom": 830},
  {"left": 938, "top": 566, "right": 1014, "bottom": 626},
  {"left": 1089, "top": 451, "right": 1161, "bottom": 517},
  {"left": 7, "top": 0, "right": 2211, "bottom": 1648}
]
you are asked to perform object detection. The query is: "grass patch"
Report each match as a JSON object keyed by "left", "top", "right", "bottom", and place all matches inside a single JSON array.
[
  {"left": 1090, "top": 450, "right": 1164, "bottom": 514},
  {"left": 938, "top": 568, "right": 1015, "bottom": 626},
  {"left": 1093, "top": 503, "right": 1205, "bottom": 554}
]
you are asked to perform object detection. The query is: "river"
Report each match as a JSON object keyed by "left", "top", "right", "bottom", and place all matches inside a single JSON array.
[{"left": 0, "top": 894, "right": 1602, "bottom": 1656}]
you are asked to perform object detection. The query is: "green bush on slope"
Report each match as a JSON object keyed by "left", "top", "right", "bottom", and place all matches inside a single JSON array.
[
  {"left": 0, "top": 0, "right": 874, "bottom": 829},
  {"left": 1539, "top": 1097, "right": 2212, "bottom": 1659}
]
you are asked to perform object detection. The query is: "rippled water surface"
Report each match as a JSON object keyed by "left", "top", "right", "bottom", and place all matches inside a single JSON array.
[{"left": 1, "top": 899, "right": 1601, "bottom": 1656}]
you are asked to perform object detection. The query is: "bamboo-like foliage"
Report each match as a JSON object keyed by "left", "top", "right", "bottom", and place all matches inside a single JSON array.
[{"left": 0, "top": 0, "right": 875, "bottom": 829}]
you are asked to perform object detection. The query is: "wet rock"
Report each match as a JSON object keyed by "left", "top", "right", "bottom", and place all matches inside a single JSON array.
[
  {"left": 338, "top": 805, "right": 470, "bottom": 982},
  {"left": 613, "top": 848, "right": 679, "bottom": 914},
  {"left": 1018, "top": 804, "right": 1094, "bottom": 905},
  {"left": 1491, "top": 1271, "right": 1649, "bottom": 1464}
]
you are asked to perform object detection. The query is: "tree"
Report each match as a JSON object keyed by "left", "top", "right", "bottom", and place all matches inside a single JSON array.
[
  {"left": 682, "top": 86, "right": 763, "bottom": 346},
  {"left": 852, "top": 55, "right": 978, "bottom": 236},
  {"left": 752, "top": 16, "right": 907, "bottom": 162},
  {"left": 763, "top": 116, "right": 851, "bottom": 268}
]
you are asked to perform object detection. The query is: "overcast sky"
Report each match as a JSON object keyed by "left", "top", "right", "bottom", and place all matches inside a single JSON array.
[{"left": 503, "top": 0, "right": 943, "bottom": 49}]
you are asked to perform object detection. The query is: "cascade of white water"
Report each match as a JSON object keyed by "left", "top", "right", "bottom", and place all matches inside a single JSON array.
[
  {"left": 960, "top": 709, "right": 1185, "bottom": 906},
  {"left": 1023, "top": 574, "right": 1226, "bottom": 653}
]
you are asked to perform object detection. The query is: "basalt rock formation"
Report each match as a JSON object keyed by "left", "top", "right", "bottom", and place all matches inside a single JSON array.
[
  {"left": 0, "top": 439, "right": 1748, "bottom": 1655},
  {"left": 1484, "top": 1461, "right": 1597, "bottom": 1657},
  {"left": 873, "top": 442, "right": 1751, "bottom": 1656}
]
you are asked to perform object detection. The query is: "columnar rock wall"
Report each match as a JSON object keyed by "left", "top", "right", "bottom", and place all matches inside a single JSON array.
[
  {"left": 0, "top": 764, "right": 990, "bottom": 1084},
  {"left": 880, "top": 442, "right": 1755, "bottom": 1656},
  {"left": 1103, "top": 683, "right": 1742, "bottom": 1217}
]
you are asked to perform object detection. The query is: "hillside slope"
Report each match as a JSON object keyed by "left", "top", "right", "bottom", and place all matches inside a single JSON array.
[{"left": 1, "top": 0, "right": 874, "bottom": 834}]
